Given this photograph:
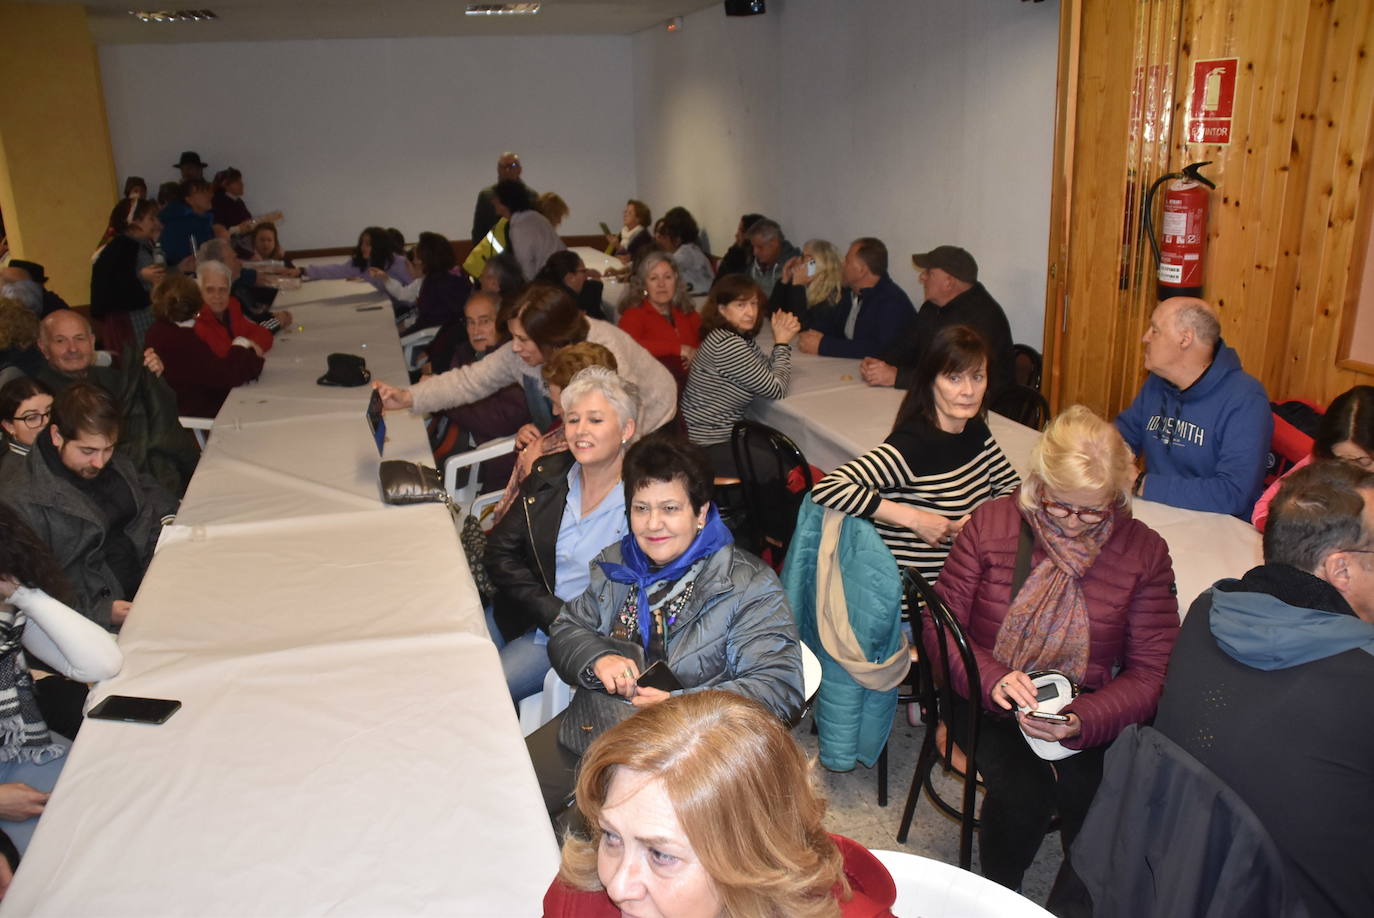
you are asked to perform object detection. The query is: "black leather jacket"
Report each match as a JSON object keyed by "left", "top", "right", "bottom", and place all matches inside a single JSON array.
[{"left": 485, "top": 450, "right": 577, "bottom": 643}]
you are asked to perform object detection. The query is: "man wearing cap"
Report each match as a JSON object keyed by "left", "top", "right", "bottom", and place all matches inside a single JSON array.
[
  {"left": 796, "top": 237, "right": 915, "bottom": 359},
  {"left": 173, "top": 151, "right": 208, "bottom": 183},
  {"left": 2, "top": 260, "right": 72, "bottom": 317},
  {"left": 861, "top": 245, "right": 1015, "bottom": 399},
  {"left": 471, "top": 152, "right": 537, "bottom": 247}
]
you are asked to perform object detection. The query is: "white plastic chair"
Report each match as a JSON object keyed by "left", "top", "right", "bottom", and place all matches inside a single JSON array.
[
  {"left": 442, "top": 435, "right": 518, "bottom": 515},
  {"left": 802, "top": 641, "right": 822, "bottom": 703},
  {"left": 869, "top": 849, "right": 1054, "bottom": 917},
  {"left": 399, "top": 328, "right": 438, "bottom": 374},
  {"left": 518, "top": 667, "right": 574, "bottom": 738},
  {"left": 179, "top": 416, "right": 213, "bottom": 450}
]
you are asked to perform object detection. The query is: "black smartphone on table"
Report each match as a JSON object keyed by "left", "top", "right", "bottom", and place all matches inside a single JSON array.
[{"left": 87, "top": 695, "right": 182, "bottom": 725}]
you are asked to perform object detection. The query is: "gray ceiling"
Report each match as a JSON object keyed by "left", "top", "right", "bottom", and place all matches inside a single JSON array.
[{"left": 57, "top": 0, "right": 725, "bottom": 43}]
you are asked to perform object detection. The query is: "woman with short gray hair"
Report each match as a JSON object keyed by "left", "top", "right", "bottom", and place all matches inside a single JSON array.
[{"left": 485, "top": 365, "right": 642, "bottom": 703}]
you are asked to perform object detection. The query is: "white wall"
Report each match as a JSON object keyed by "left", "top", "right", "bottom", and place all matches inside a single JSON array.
[
  {"left": 633, "top": 0, "right": 1060, "bottom": 347},
  {"left": 99, "top": 35, "right": 637, "bottom": 249}
]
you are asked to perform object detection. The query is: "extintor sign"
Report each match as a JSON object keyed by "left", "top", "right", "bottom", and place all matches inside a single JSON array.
[{"left": 1187, "top": 58, "right": 1238, "bottom": 145}]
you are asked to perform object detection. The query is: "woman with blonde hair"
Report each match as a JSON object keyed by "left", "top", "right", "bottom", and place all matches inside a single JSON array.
[
  {"left": 544, "top": 690, "right": 896, "bottom": 917},
  {"left": 771, "top": 238, "right": 844, "bottom": 325},
  {"left": 931, "top": 403, "right": 1179, "bottom": 900}
]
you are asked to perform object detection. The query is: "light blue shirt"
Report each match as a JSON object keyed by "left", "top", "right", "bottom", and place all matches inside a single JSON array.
[{"left": 536, "top": 466, "right": 628, "bottom": 646}]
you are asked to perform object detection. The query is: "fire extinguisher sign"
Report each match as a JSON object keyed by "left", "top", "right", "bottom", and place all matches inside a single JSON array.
[{"left": 1187, "top": 58, "right": 1238, "bottom": 145}]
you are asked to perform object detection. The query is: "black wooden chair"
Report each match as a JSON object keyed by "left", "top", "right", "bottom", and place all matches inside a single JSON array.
[
  {"left": 896, "top": 571, "right": 984, "bottom": 869},
  {"left": 729, "top": 420, "right": 813, "bottom": 561},
  {"left": 1011, "top": 343, "right": 1044, "bottom": 390},
  {"left": 991, "top": 384, "right": 1052, "bottom": 430}
]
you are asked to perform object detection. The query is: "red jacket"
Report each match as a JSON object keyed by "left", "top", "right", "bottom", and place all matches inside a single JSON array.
[
  {"left": 145, "top": 319, "right": 264, "bottom": 418},
  {"left": 933, "top": 493, "right": 1179, "bottom": 750},
  {"left": 194, "top": 297, "right": 273, "bottom": 358},
  {"left": 541, "top": 834, "right": 896, "bottom": 917},
  {"left": 617, "top": 299, "right": 701, "bottom": 361}
]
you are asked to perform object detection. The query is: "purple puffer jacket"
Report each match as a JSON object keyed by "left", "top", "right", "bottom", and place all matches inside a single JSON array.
[{"left": 932, "top": 493, "right": 1179, "bottom": 750}]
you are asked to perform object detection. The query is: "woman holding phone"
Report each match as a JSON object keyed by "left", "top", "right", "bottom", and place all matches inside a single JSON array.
[
  {"left": 932, "top": 405, "right": 1178, "bottom": 898},
  {"left": 770, "top": 238, "right": 844, "bottom": 325}
]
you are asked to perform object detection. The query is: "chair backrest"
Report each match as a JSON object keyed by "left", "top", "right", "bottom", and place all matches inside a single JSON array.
[
  {"left": 729, "top": 420, "right": 813, "bottom": 558},
  {"left": 869, "top": 849, "right": 1054, "bottom": 917},
  {"left": 442, "top": 435, "right": 519, "bottom": 514},
  {"left": 1011, "top": 343, "right": 1043, "bottom": 390},
  {"left": 1071, "top": 724, "right": 1309, "bottom": 918},
  {"left": 905, "top": 572, "right": 983, "bottom": 758},
  {"left": 990, "top": 384, "right": 1051, "bottom": 431}
]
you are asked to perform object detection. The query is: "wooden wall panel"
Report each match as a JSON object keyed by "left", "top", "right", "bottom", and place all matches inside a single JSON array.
[{"left": 1047, "top": 0, "right": 1374, "bottom": 417}]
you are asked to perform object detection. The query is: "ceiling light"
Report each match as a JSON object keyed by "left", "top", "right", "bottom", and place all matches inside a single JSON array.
[
  {"left": 464, "top": 3, "right": 541, "bottom": 15},
  {"left": 129, "top": 9, "right": 219, "bottom": 23}
]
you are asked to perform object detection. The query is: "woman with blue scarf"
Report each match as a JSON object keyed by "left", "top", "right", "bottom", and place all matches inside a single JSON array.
[{"left": 549, "top": 434, "right": 804, "bottom": 723}]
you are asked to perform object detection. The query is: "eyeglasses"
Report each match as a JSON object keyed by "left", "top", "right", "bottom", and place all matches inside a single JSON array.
[
  {"left": 11, "top": 409, "right": 50, "bottom": 429},
  {"left": 1338, "top": 454, "right": 1374, "bottom": 470},
  {"left": 1041, "top": 498, "right": 1110, "bottom": 525}
]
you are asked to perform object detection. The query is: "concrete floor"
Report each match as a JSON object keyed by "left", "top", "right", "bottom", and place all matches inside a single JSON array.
[{"left": 794, "top": 706, "right": 1062, "bottom": 910}]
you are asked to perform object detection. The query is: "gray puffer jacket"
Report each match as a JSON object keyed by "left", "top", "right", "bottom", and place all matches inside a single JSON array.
[
  {"left": 0, "top": 447, "right": 176, "bottom": 631},
  {"left": 548, "top": 541, "right": 804, "bottom": 724}
]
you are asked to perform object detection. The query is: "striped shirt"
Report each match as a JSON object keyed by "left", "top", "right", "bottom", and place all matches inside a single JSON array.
[
  {"left": 812, "top": 417, "right": 1019, "bottom": 584},
  {"left": 682, "top": 328, "right": 793, "bottom": 445}
]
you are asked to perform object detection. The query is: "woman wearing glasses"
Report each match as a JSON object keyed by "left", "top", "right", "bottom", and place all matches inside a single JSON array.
[
  {"left": 0, "top": 378, "right": 53, "bottom": 473},
  {"left": 932, "top": 404, "right": 1179, "bottom": 901}
]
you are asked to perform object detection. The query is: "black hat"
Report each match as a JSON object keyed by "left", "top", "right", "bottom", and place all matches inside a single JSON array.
[
  {"left": 911, "top": 245, "right": 978, "bottom": 284},
  {"left": 173, "top": 151, "right": 208, "bottom": 169},
  {"left": 7, "top": 260, "right": 47, "bottom": 285},
  {"left": 317, "top": 353, "right": 371, "bottom": 387}
]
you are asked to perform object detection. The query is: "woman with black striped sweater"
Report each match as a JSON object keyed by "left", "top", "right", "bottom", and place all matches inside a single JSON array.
[
  {"left": 681, "top": 275, "right": 801, "bottom": 477},
  {"left": 812, "top": 324, "right": 1019, "bottom": 585}
]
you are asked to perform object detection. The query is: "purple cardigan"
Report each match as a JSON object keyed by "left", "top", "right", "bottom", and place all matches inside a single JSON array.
[
  {"left": 932, "top": 493, "right": 1179, "bottom": 750},
  {"left": 304, "top": 253, "right": 413, "bottom": 290}
]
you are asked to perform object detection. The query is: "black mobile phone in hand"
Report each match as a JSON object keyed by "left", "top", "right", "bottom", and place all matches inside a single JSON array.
[
  {"left": 87, "top": 695, "right": 182, "bottom": 725},
  {"left": 599, "top": 221, "right": 614, "bottom": 236},
  {"left": 635, "top": 660, "right": 683, "bottom": 694}
]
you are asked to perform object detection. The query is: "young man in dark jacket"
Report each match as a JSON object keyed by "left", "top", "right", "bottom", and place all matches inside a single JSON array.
[
  {"left": 1154, "top": 460, "right": 1374, "bottom": 918},
  {"left": 0, "top": 383, "right": 177, "bottom": 631}
]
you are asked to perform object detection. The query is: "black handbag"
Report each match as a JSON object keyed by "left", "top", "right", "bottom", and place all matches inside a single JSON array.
[
  {"left": 557, "top": 638, "right": 646, "bottom": 755},
  {"left": 378, "top": 460, "right": 445, "bottom": 504}
]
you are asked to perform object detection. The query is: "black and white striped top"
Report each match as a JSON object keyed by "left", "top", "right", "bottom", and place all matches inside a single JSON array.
[
  {"left": 681, "top": 328, "right": 793, "bottom": 445},
  {"left": 812, "top": 416, "right": 1019, "bottom": 584}
]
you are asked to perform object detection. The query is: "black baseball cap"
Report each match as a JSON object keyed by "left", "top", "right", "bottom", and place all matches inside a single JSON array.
[{"left": 911, "top": 246, "right": 978, "bottom": 284}]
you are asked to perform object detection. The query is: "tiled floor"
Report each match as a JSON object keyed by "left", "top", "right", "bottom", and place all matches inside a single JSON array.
[{"left": 794, "top": 706, "right": 1063, "bottom": 910}]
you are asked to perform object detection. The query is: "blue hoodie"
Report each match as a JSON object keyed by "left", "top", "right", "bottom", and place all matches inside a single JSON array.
[
  {"left": 1115, "top": 340, "right": 1272, "bottom": 518},
  {"left": 1209, "top": 578, "right": 1374, "bottom": 669}
]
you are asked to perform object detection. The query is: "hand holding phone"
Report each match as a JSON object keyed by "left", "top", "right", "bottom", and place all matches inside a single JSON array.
[
  {"left": 1025, "top": 710, "right": 1071, "bottom": 724},
  {"left": 635, "top": 660, "right": 683, "bottom": 694}
]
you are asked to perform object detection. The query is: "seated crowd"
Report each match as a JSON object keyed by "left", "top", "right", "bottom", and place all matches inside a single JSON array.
[{"left": 0, "top": 145, "right": 1366, "bottom": 917}]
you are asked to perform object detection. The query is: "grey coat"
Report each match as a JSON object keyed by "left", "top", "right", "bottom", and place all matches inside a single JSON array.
[
  {"left": 0, "top": 446, "right": 176, "bottom": 631},
  {"left": 548, "top": 541, "right": 804, "bottom": 724}
]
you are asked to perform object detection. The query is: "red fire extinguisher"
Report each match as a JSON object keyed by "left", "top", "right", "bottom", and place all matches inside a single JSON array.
[{"left": 1143, "top": 161, "right": 1215, "bottom": 301}]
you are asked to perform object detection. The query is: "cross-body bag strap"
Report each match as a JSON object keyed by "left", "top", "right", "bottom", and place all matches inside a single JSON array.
[{"left": 1010, "top": 517, "right": 1034, "bottom": 602}]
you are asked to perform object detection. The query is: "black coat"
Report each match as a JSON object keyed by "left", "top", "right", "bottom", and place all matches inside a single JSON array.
[
  {"left": 882, "top": 283, "right": 1015, "bottom": 400},
  {"left": 485, "top": 449, "right": 576, "bottom": 642},
  {"left": 90, "top": 234, "right": 150, "bottom": 318}
]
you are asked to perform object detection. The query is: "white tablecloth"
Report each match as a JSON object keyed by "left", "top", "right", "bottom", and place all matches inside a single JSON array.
[
  {"left": 1, "top": 287, "right": 559, "bottom": 917},
  {"left": 748, "top": 348, "right": 1262, "bottom": 611}
]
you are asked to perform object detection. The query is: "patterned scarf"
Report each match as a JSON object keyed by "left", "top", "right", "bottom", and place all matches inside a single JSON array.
[
  {"left": 0, "top": 603, "right": 64, "bottom": 764},
  {"left": 991, "top": 506, "right": 1115, "bottom": 683},
  {"left": 598, "top": 504, "right": 733, "bottom": 652}
]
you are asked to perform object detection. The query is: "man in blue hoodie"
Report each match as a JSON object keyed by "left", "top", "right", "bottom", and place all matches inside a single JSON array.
[
  {"left": 1154, "top": 461, "right": 1374, "bottom": 918},
  {"left": 1115, "top": 297, "right": 1271, "bottom": 517}
]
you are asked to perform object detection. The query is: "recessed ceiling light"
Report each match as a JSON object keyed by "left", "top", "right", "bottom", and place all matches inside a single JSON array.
[
  {"left": 129, "top": 9, "right": 219, "bottom": 23},
  {"left": 464, "top": 3, "right": 541, "bottom": 15}
]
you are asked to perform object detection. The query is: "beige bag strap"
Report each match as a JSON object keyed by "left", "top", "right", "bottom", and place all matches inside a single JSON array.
[{"left": 814, "top": 509, "right": 910, "bottom": 691}]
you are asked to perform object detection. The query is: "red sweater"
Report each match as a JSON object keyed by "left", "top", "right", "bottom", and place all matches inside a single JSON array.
[
  {"left": 933, "top": 493, "right": 1179, "bottom": 750},
  {"left": 194, "top": 297, "right": 273, "bottom": 358},
  {"left": 541, "top": 835, "right": 896, "bottom": 917},
  {"left": 617, "top": 299, "right": 701, "bottom": 360}
]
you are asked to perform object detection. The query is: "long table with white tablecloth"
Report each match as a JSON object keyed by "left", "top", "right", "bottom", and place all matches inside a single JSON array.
[
  {"left": 748, "top": 344, "right": 1263, "bottom": 612},
  {"left": 1, "top": 282, "right": 559, "bottom": 917}
]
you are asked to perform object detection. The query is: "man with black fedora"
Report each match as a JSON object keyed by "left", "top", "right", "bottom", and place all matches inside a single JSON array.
[
  {"left": 173, "top": 151, "right": 208, "bottom": 183},
  {"left": 2, "top": 259, "right": 72, "bottom": 316},
  {"left": 862, "top": 244, "right": 1015, "bottom": 400}
]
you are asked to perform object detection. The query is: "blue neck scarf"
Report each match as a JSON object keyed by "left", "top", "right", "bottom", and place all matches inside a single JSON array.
[{"left": 598, "top": 504, "right": 733, "bottom": 650}]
